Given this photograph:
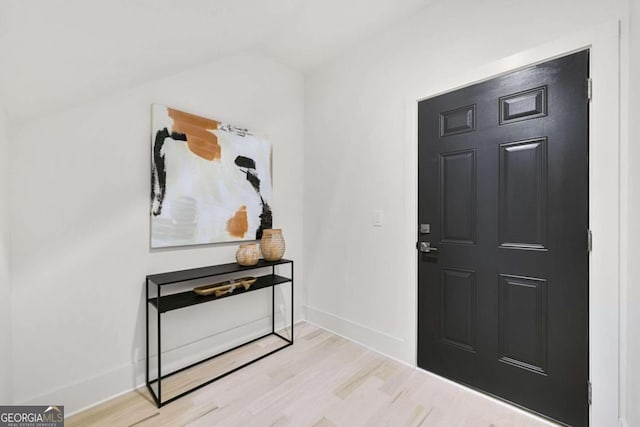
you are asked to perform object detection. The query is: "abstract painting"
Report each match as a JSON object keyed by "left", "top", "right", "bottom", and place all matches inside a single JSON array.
[{"left": 150, "top": 104, "right": 272, "bottom": 248}]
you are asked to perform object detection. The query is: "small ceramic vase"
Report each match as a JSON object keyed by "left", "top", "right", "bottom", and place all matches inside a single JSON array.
[
  {"left": 260, "top": 229, "right": 285, "bottom": 262},
  {"left": 236, "top": 243, "right": 260, "bottom": 266}
]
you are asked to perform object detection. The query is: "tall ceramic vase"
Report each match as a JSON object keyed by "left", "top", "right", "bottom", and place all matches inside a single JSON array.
[{"left": 260, "top": 229, "right": 285, "bottom": 262}]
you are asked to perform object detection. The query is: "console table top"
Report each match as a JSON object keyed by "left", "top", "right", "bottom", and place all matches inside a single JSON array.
[{"left": 147, "top": 258, "right": 293, "bottom": 285}]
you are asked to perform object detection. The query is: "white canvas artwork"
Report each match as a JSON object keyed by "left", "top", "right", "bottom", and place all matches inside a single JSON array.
[{"left": 150, "top": 104, "right": 272, "bottom": 248}]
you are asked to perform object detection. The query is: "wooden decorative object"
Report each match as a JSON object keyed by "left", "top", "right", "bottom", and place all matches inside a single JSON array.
[
  {"left": 193, "top": 276, "right": 257, "bottom": 296},
  {"left": 236, "top": 243, "right": 260, "bottom": 266},
  {"left": 260, "top": 229, "right": 285, "bottom": 261}
]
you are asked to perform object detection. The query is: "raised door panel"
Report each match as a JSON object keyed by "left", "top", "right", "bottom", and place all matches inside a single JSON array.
[
  {"left": 441, "top": 268, "right": 477, "bottom": 352},
  {"left": 498, "top": 274, "right": 548, "bottom": 375},
  {"left": 499, "top": 86, "right": 547, "bottom": 125},
  {"left": 499, "top": 138, "right": 548, "bottom": 250},
  {"left": 440, "top": 105, "right": 476, "bottom": 137},
  {"left": 440, "top": 149, "right": 476, "bottom": 245}
]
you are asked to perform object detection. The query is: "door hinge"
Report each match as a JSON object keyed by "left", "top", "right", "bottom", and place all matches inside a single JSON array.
[
  {"left": 587, "top": 78, "right": 593, "bottom": 102},
  {"left": 587, "top": 229, "right": 593, "bottom": 253},
  {"left": 588, "top": 381, "right": 592, "bottom": 405}
]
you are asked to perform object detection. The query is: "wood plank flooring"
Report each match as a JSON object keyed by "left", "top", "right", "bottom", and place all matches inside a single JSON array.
[{"left": 67, "top": 323, "right": 557, "bottom": 427}]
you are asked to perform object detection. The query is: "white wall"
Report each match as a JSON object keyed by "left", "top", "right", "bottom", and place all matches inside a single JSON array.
[
  {"left": 304, "top": 0, "right": 629, "bottom": 380},
  {"left": 625, "top": 2, "right": 640, "bottom": 426},
  {"left": 8, "top": 51, "right": 304, "bottom": 413},
  {"left": 0, "top": 106, "right": 11, "bottom": 404}
]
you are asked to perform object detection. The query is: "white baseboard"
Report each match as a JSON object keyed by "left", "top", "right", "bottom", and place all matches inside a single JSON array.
[
  {"left": 304, "top": 318, "right": 415, "bottom": 370},
  {"left": 21, "top": 316, "right": 273, "bottom": 416},
  {"left": 304, "top": 305, "right": 410, "bottom": 363},
  {"left": 22, "top": 357, "right": 143, "bottom": 417}
]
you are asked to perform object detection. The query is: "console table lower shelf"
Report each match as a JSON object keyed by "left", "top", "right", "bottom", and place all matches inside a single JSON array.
[{"left": 145, "top": 259, "right": 294, "bottom": 407}]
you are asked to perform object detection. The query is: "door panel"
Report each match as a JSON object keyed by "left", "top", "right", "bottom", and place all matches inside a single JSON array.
[
  {"left": 441, "top": 267, "right": 477, "bottom": 352},
  {"left": 498, "top": 274, "right": 548, "bottom": 375},
  {"left": 440, "top": 104, "right": 476, "bottom": 136},
  {"left": 499, "top": 86, "right": 547, "bottom": 124},
  {"left": 440, "top": 149, "right": 477, "bottom": 244},
  {"left": 417, "top": 51, "right": 589, "bottom": 426},
  {"left": 498, "top": 138, "right": 547, "bottom": 250}
]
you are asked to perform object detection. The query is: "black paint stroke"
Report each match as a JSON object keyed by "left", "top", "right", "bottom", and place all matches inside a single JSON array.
[
  {"left": 235, "top": 156, "right": 256, "bottom": 169},
  {"left": 234, "top": 155, "right": 272, "bottom": 239},
  {"left": 235, "top": 156, "right": 260, "bottom": 193},
  {"left": 151, "top": 128, "right": 187, "bottom": 216},
  {"left": 258, "top": 197, "right": 273, "bottom": 240},
  {"left": 220, "top": 124, "right": 252, "bottom": 137}
]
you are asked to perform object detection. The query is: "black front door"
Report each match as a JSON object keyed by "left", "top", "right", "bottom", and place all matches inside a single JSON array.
[{"left": 417, "top": 51, "right": 589, "bottom": 426}]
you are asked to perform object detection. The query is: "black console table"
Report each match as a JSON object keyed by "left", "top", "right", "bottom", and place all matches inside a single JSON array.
[{"left": 145, "top": 259, "right": 293, "bottom": 407}]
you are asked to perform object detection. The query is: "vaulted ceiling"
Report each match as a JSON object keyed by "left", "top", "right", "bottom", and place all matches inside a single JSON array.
[{"left": 0, "top": 0, "right": 430, "bottom": 122}]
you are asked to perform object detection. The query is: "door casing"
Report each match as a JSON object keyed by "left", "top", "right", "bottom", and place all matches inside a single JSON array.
[{"left": 403, "top": 21, "right": 621, "bottom": 426}]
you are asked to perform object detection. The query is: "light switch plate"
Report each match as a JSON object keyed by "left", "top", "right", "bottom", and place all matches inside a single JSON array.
[{"left": 373, "top": 209, "right": 383, "bottom": 227}]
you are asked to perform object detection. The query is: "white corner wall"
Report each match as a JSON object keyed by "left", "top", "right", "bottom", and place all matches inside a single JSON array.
[
  {"left": 0, "top": 106, "right": 11, "bottom": 404},
  {"left": 8, "top": 51, "right": 304, "bottom": 413}
]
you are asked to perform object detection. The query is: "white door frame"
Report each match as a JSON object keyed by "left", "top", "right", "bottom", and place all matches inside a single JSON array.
[{"left": 404, "top": 21, "right": 621, "bottom": 426}]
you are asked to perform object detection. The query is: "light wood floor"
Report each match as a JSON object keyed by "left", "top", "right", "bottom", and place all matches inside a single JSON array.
[{"left": 67, "top": 323, "right": 557, "bottom": 427}]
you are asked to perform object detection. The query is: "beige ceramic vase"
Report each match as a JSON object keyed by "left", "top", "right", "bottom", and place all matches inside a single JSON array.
[
  {"left": 260, "top": 229, "right": 286, "bottom": 262},
  {"left": 235, "top": 243, "right": 260, "bottom": 266}
]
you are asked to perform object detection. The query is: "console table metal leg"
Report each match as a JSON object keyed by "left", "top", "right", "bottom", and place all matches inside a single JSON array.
[
  {"left": 291, "top": 261, "right": 294, "bottom": 343},
  {"left": 272, "top": 265, "right": 276, "bottom": 334},
  {"left": 157, "top": 282, "right": 162, "bottom": 406},
  {"left": 145, "top": 279, "right": 149, "bottom": 387}
]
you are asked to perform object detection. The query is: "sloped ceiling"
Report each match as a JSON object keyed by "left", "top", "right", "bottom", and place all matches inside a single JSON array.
[{"left": 0, "top": 0, "right": 429, "bottom": 122}]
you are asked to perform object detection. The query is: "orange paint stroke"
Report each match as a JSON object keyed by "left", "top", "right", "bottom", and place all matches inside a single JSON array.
[
  {"left": 227, "top": 205, "right": 248, "bottom": 238},
  {"left": 168, "top": 108, "right": 221, "bottom": 161}
]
